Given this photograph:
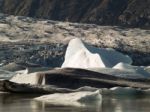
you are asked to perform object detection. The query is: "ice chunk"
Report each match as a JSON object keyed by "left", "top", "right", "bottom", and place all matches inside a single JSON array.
[
  {"left": 62, "top": 38, "right": 132, "bottom": 68},
  {"left": 34, "top": 90, "right": 102, "bottom": 107},
  {"left": 113, "top": 62, "right": 150, "bottom": 78}
]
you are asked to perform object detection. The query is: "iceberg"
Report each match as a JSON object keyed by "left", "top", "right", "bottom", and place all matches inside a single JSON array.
[
  {"left": 62, "top": 38, "right": 132, "bottom": 68},
  {"left": 62, "top": 38, "right": 105, "bottom": 68},
  {"left": 34, "top": 90, "right": 102, "bottom": 107}
]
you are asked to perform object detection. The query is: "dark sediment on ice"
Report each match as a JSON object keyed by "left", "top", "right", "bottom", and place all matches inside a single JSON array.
[{"left": 1, "top": 68, "right": 150, "bottom": 93}]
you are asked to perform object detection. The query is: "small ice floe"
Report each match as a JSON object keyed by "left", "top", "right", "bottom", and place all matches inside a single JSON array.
[
  {"left": 10, "top": 69, "right": 44, "bottom": 85},
  {"left": 9, "top": 67, "right": 51, "bottom": 85},
  {"left": 34, "top": 90, "right": 102, "bottom": 107},
  {"left": 113, "top": 62, "right": 146, "bottom": 73},
  {"left": 113, "top": 62, "right": 150, "bottom": 78},
  {"left": 62, "top": 38, "right": 132, "bottom": 68},
  {"left": 102, "top": 87, "right": 144, "bottom": 95},
  {"left": 87, "top": 67, "right": 150, "bottom": 79}
]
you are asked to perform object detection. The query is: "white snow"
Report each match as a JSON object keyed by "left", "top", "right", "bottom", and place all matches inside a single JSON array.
[{"left": 34, "top": 90, "right": 102, "bottom": 107}]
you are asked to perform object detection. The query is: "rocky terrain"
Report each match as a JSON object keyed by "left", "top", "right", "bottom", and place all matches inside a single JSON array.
[
  {"left": 0, "top": 0, "right": 150, "bottom": 27},
  {"left": 0, "top": 43, "right": 66, "bottom": 67},
  {"left": 0, "top": 14, "right": 150, "bottom": 66}
]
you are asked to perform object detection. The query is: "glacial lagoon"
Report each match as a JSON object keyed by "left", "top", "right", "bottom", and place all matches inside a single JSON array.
[{"left": 0, "top": 38, "right": 150, "bottom": 112}]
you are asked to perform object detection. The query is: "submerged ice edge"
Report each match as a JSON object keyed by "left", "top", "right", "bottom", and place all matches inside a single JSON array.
[
  {"left": 34, "top": 90, "right": 102, "bottom": 107},
  {"left": 33, "top": 86, "right": 150, "bottom": 107}
]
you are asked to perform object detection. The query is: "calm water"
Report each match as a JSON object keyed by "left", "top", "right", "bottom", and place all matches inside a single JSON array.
[{"left": 0, "top": 93, "right": 150, "bottom": 112}]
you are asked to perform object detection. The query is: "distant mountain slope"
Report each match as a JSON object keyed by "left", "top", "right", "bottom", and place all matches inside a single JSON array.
[{"left": 0, "top": 0, "right": 150, "bottom": 27}]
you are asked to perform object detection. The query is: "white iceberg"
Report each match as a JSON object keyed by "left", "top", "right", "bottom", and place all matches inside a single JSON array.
[
  {"left": 34, "top": 90, "right": 102, "bottom": 107},
  {"left": 62, "top": 38, "right": 132, "bottom": 68}
]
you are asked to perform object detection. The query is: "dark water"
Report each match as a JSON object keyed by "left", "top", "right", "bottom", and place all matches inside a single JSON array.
[{"left": 1, "top": 93, "right": 150, "bottom": 112}]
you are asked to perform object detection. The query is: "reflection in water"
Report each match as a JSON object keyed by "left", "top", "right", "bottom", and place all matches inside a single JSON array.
[
  {"left": 0, "top": 93, "right": 150, "bottom": 112},
  {"left": 102, "top": 95, "right": 150, "bottom": 112}
]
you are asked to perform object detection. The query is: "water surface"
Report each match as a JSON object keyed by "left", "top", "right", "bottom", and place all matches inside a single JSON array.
[{"left": 0, "top": 93, "right": 150, "bottom": 112}]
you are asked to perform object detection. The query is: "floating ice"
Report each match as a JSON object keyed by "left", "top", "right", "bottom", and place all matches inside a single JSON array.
[
  {"left": 10, "top": 69, "right": 45, "bottom": 85},
  {"left": 62, "top": 38, "right": 132, "bottom": 68},
  {"left": 113, "top": 62, "right": 150, "bottom": 78},
  {"left": 34, "top": 90, "right": 102, "bottom": 107}
]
